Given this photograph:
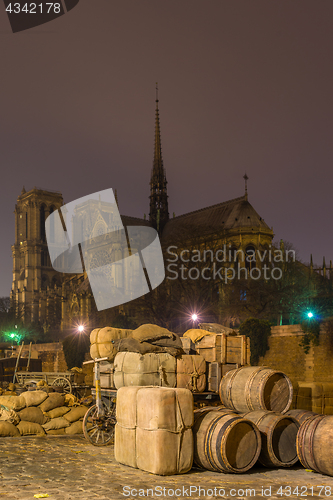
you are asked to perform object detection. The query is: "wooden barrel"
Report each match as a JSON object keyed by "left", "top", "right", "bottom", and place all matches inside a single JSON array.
[
  {"left": 286, "top": 409, "right": 318, "bottom": 426},
  {"left": 195, "top": 406, "right": 235, "bottom": 416},
  {"left": 242, "top": 410, "right": 299, "bottom": 467},
  {"left": 193, "top": 409, "right": 261, "bottom": 473},
  {"left": 219, "top": 366, "right": 293, "bottom": 414},
  {"left": 297, "top": 414, "right": 333, "bottom": 476}
]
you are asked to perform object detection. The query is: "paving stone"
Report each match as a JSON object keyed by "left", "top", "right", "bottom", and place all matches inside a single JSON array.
[{"left": 0, "top": 436, "right": 332, "bottom": 499}]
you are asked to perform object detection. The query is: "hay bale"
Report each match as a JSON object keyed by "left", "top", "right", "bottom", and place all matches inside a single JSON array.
[
  {"left": 65, "top": 421, "right": 84, "bottom": 434},
  {"left": 0, "top": 421, "right": 20, "bottom": 437},
  {"left": 21, "top": 390, "right": 48, "bottom": 407},
  {"left": 0, "top": 395, "right": 26, "bottom": 411},
  {"left": 42, "top": 417, "right": 70, "bottom": 431},
  {"left": 39, "top": 393, "right": 65, "bottom": 412},
  {"left": 17, "top": 421, "right": 45, "bottom": 436},
  {"left": 46, "top": 406, "right": 70, "bottom": 419},
  {"left": 63, "top": 406, "right": 88, "bottom": 423},
  {"left": 18, "top": 407, "right": 48, "bottom": 425}
]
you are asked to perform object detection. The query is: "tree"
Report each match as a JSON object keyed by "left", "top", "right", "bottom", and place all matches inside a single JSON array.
[{"left": 221, "top": 241, "right": 315, "bottom": 325}]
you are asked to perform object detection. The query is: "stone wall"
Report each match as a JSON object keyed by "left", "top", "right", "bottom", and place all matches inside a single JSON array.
[
  {"left": 18, "top": 343, "right": 68, "bottom": 372},
  {"left": 259, "top": 324, "right": 333, "bottom": 386},
  {"left": 16, "top": 342, "right": 94, "bottom": 385}
]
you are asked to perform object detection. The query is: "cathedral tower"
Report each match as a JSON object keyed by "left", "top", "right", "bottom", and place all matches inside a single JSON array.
[
  {"left": 149, "top": 85, "right": 169, "bottom": 233},
  {"left": 11, "top": 187, "right": 63, "bottom": 326}
]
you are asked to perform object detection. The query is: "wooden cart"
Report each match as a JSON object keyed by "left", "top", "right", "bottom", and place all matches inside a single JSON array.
[
  {"left": 82, "top": 357, "right": 220, "bottom": 447},
  {"left": 14, "top": 370, "right": 75, "bottom": 394}
]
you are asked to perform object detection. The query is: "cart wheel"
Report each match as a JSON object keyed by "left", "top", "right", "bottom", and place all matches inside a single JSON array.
[
  {"left": 83, "top": 402, "right": 116, "bottom": 446},
  {"left": 52, "top": 377, "right": 72, "bottom": 394}
]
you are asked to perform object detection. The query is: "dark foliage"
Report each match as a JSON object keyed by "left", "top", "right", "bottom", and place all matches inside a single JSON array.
[{"left": 239, "top": 317, "right": 271, "bottom": 365}]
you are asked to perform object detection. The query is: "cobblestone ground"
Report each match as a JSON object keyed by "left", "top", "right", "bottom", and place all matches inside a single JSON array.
[{"left": 0, "top": 436, "right": 332, "bottom": 500}]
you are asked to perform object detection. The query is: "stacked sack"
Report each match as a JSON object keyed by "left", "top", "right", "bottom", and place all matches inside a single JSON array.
[
  {"left": 90, "top": 323, "right": 207, "bottom": 393},
  {"left": 0, "top": 391, "right": 88, "bottom": 437}
]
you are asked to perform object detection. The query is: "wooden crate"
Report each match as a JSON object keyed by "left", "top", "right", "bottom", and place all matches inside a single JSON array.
[
  {"left": 207, "top": 362, "right": 239, "bottom": 393},
  {"left": 94, "top": 362, "right": 115, "bottom": 389},
  {"left": 195, "top": 334, "right": 250, "bottom": 365},
  {"left": 180, "top": 337, "right": 196, "bottom": 355}
]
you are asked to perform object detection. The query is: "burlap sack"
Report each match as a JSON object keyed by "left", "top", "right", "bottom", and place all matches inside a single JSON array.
[
  {"left": 0, "top": 405, "right": 20, "bottom": 425},
  {"left": 0, "top": 395, "right": 26, "bottom": 411},
  {"left": 64, "top": 394, "right": 79, "bottom": 407},
  {"left": 39, "top": 393, "right": 65, "bottom": 412},
  {"left": 65, "top": 420, "right": 84, "bottom": 434},
  {"left": 18, "top": 407, "right": 48, "bottom": 425},
  {"left": 42, "top": 417, "right": 70, "bottom": 431},
  {"left": 198, "top": 323, "right": 236, "bottom": 335},
  {"left": 46, "top": 428, "right": 66, "bottom": 435},
  {"left": 132, "top": 324, "right": 174, "bottom": 343},
  {"left": 114, "top": 338, "right": 163, "bottom": 355},
  {"left": 17, "top": 421, "right": 46, "bottom": 436},
  {"left": 46, "top": 406, "right": 71, "bottom": 419},
  {"left": 176, "top": 355, "right": 206, "bottom": 392},
  {"left": 115, "top": 386, "right": 194, "bottom": 475},
  {"left": 63, "top": 406, "right": 88, "bottom": 423},
  {"left": 183, "top": 329, "right": 213, "bottom": 343},
  {"left": 21, "top": 390, "right": 48, "bottom": 407},
  {"left": 131, "top": 325, "right": 184, "bottom": 356},
  {"left": 90, "top": 327, "right": 132, "bottom": 360},
  {"left": 114, "top": 352, "right": 177, "bottom": 388},
  {"left": 0, "top": 421, "right": 20, "bottom": 437}
]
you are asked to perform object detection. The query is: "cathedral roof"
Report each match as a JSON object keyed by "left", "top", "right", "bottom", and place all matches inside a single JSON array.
[
  {"left": 121, "top": 215, "right": 153, "bottom": 227},
  {"left": 161, "top": 195, "right": 273, "bottom": 244}
]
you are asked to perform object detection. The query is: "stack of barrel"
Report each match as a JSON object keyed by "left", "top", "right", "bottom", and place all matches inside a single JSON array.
[{"left": 193, "top": 365, "right": 300, "bottom": 473}]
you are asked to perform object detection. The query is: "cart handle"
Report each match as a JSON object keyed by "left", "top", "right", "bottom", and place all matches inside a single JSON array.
[{"left": 83, "top": 357, "right": 109, "bottom": 365}]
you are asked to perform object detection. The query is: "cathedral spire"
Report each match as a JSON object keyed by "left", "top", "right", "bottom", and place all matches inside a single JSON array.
[
  {"left": 243, "top": 173, "right": 248, "bottom": 201},
  {"left": 149, "top": 83, "right": 169, "bottom": 233}
]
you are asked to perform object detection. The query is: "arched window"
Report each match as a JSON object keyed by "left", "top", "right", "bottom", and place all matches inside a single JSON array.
[
  {"left": 49, "top": 206, "right": 55, "bottom": 242},
  {"left": 245, "top": 245, "right": 256, "bottom": 271},
  {"left": 40, "top": 204, "right": 46, "bottom": 242},
  {"left": 41, "top": 274, "right": 48, "bottom": 289},
  {"left": 230, "top": 246, "right": 240, "bottom": 271}
]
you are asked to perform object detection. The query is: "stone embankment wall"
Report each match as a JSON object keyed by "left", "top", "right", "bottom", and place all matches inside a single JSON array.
[{"left": 259, "top": 325, "right": 333, "bottom": 385}]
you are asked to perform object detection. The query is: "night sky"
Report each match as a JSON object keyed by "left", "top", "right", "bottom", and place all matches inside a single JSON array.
[{"left": 0, "top": 0, "right": 332, "bottom": 297}]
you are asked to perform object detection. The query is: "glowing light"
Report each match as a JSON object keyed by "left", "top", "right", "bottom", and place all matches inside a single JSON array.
[
  {"left": 191, "top": 314, "right": 198, "bottom": 321},
  {"left": 10, "top": 333, "right": 15, "bottom": 338},
  {"left": 78, "top": 325, "right": 84, "bottom": 332},
  {"left": 307, "top": 312, "right": 314, "bottom": 318}
]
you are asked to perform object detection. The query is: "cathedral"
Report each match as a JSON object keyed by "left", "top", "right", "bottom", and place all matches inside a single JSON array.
[{"left": 11, "top": 94, "right": 275, "bottom": 334}]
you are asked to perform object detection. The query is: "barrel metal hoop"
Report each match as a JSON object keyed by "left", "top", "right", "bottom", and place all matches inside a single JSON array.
[
  {"left": 296, "top": 417, "right": 311, "bottom": 470},
  {"left": 204, "top": 414, "right": 227, "bottom": 472},
  {"left": 245, "top": 367, "right": 265, "bottom": 411},
  {"left": 306, "top": 415, "right": 325, "bottom": 473},
  {"left": 225, "top": 368, "right": 242, "bottom": 411},
  {"left": 215, "top": 416, "right": 241, "bottom": 472}
]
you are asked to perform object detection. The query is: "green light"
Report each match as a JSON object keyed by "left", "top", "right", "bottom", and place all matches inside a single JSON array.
[
  {"left": 307, "top": 312, "right": 314, "bottom": 318},
  {"left": 10, "top": 333, "right": 15, "bottom": 338}
]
